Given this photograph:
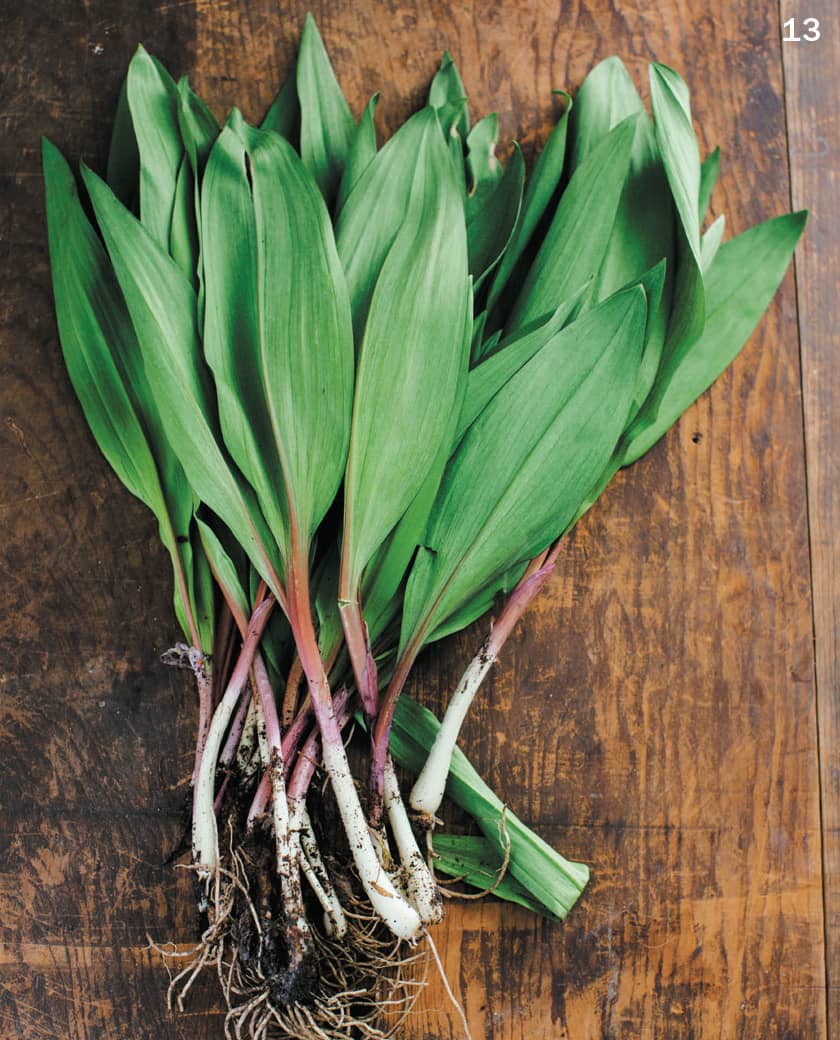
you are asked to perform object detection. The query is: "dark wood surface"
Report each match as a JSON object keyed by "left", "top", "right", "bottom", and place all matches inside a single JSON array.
[
  {"left": 782, "top": 0, "right": 840, "bottom": 1033},
  {"left": 0, "top": 1, "right": 834, "bottom": 1037}
]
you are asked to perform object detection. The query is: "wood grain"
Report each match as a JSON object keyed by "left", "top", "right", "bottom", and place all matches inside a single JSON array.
[
  {"left": 782, "top": 2, "right": 840, "bottom": 1035},
  {"left": 0, "top": 0, "right": 826, "bottom": 1037}
]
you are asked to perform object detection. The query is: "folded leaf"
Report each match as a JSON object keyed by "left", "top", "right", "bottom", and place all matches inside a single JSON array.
[{"left": 432, "top": 834, "right": 554, "bottom": 917}]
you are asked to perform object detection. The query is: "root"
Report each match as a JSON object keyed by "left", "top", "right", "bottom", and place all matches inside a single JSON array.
[{"left": 152, "top": 839, "right": 430, "bottom": 1040}]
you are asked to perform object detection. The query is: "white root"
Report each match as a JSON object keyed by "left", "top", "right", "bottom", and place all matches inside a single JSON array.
[
  {"left": 409, "top": 644, "right": 496, "bottom": 819},
  {"left": 193, "top": 681, "right": 249, "bottom": 876},
  {"left": 383, "top": 759, "right": 442, "bottom": 925},
  {"left": 319, "top": 735, "right": 422, "bottom": 941},
  {"left": 294, "top": 803, "right": 348, "bottom": 938}
]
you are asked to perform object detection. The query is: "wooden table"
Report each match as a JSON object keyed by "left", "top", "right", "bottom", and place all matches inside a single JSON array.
[{"left": 1, "top": 1, "right": 836, "bottom": 1036}]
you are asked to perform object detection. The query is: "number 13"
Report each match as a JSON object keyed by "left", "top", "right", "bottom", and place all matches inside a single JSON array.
[{"left": 783, "top": 17, "right": 821, "bottom": 42}]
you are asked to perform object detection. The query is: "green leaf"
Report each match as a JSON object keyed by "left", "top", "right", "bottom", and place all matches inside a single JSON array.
[
  {"left": 201, "top": 115, "right": 354, "bottom": 567},
  {"left": 401, "top": 288, "right": 646, "bottom": 651},
  {"left": 336, "top": 106, "right": 442, "bottom": 340},
  {"left": 429, "top": 51, "right": 468, "bottom": 140},
  {"left": 341, "top": 122, "right": 471, "bottom": 596},
  {"left": 126, "top": 46, "right": 183, "bottom": 250},
  {"left": 465, "top": 114, "right": 502, "bottom": 206},
  {"left": 313, "top": 544, "right": 343, "bottom": 658},
  {"left": 388, "top": 695, "right": 589, "bottom": 919},
  {"left": 176, "top": 77, "right": 220, "bottom": 176},
  {"left": 261, "top": 67, "right": 300, "bottom": 142},
  {"left": 169, "top": 156, "right": 198, "bottom": 286},
  {"left": 698, "top": 146, "right": 720, "bottom": 223},
  {"left": 431, "top": 834, "right": 555, "bottom": 917},
  {"left": 106, "top": 78, "right": 139, "bottom": 209},
  {"left": 336, "top": 93, "right": 379, "bottom": 214},
  {"left": 701, "top": 213, "right": 725, "bottom": 272},
  {"left": 456, "top": 289, "right": 586, "bottom": 444},
  {"left": 649, "top": 63, "right": 701, "bottom": 267},
  {"left": 296, "top": 13, "right": 355, "bottom": 205},
  {"left": 506, "top": 115, "right": 637, "bottom": 333},
  {"left": 188, "top": 523, "right": 216, "bottom": 652},
  {"left": 467, "top": 142, "right": 524, "bottom": 290},
  {"left": 200, "top": 120, "right": 295, "bottom": 556},
  {"left": 361, "top": 293, "right": 474, "bottom": 646},
  {"left": 197, "top": 515, "right": 249, "bottom": 630},
  {"left": 568, "top": 58, "right": 675, "bottom": 363},
  {"left": 81, "top": 163, "right": 283, "bottom": 597},
  {"left": 486, "top": 92, "right": 571, "bottom": 318},
  {"left": 621, "top": 211, "right": 807, "bottom": 465},
  {"left": 43, "top": 138, "right": 202, "bottom": 647}
]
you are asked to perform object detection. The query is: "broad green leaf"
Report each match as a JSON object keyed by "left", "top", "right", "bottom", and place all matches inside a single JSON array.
[
  {"left": 296, "top": 13, "right": 355, "bottom": 205},
  {"left": 361, "top": 293, "right": 474, "bottom": 646},
  {"left": 43, "top": 139, "right": 202, "bottom": 647},
  {"left": 506, "top": 115, "right": 637, "bottom": 333},
  {"left": 486, "top": 92, "right": 571, "bottom": 318},
  {"left": 261, "top": 67, "right": 300, "bottom": 141},
  {"left": 82, "top": 164, "right": 283, "bottom": 597},
  {"left": 336, "top": 106, "right": 443, "bottom": 340},
  {"left": 341, "top": 123, "right": 471, "bottom": 595},
  {"left": 126, "top": 46, "right": 183, "bottom": 249},
  {"left": 431, "top": 834, "right": 553, "bottom": 917},
  {"left": 233, "top": 119, "right": 354, "bottom": 551},
  {"left": 175, "top": 78, "right": 220, "bottom": 324},
  {"left": 621, "top": 211, "right": 807, "bottom": 465},
  {"left": 200, "top": 120, "right": 294, "bottom": 554},
  {"left": 203, "top": 117, "right": 354, "bottom": 562},
  {"left": 698, "top": 146, "right": 720, "bottom": 223},
  {"left": 388, "top": 695, "right": 589, "bottom": 918},
  {"left": 336, "top": 93, "right": 379, "bottom": 214},
  {"left": 106, "top": 78, "right": 139, "bottom": 208},
  {"left": 429, "top": 51, "right": 468, "bottom": 141},
  {"left": 401, "top": 288, "right": 646, "bottom": 652}
]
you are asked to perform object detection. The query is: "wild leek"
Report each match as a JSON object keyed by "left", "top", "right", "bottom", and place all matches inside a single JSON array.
[{"left": 42, "top": 16, "right": 804, "bottom": 1039}]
